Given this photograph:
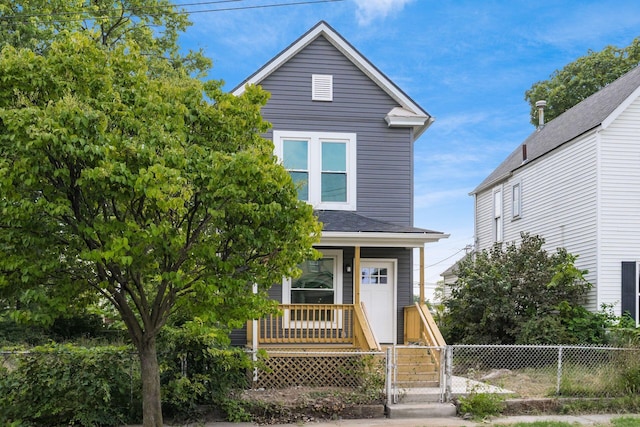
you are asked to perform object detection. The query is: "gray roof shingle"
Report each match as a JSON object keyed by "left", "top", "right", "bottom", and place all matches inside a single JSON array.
[
  {"left": 473, "top": 65, "right": 640, "bottom": 194},
  {"left": 315, "top": 210, "right": 442, "bottom": 235}
]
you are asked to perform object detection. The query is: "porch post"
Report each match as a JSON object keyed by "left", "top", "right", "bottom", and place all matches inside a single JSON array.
[
  {"left": 419, "top": 246, "right": 425, "bottom": 304},
  {"left": 354, "top": 245, "right": 361, "bottom": 305}
]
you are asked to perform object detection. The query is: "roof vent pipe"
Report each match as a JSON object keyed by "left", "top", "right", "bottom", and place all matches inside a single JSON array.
[
  {"left": 522, "top": 143, "right": 527, "bottom": 162},
  {"left": 536, "top": 100, "right": 547, "bottom": 129}
]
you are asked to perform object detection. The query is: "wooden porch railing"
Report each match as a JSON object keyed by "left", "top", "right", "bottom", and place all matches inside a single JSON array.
[
  {"left": 249, "top": 303, "right": 379, "bottom": 350},
  {"left": 354, "top": 302, "right": 380, "bottom": 351},
  {"left": 404, "top": 302, "right": 446, "bottom": 369}
]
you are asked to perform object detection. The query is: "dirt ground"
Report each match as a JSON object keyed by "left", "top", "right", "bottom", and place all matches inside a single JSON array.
[{"left": 240, "top": 386, "right": 386, "bottom": 424}]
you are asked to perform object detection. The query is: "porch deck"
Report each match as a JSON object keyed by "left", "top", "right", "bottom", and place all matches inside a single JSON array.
[{"left": 247, "top": 302, "right": 445, "bottom": 390}]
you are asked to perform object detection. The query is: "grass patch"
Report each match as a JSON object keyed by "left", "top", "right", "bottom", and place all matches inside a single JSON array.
[
  {"left": 465, "top": 357, "right": 640, "bottom": 399},
  {"left": 612, "top": 417, "right": 640, "bottom": 427},
  {"left": 501, "top": 418, "right": 640, "bottom": 427},
  {"left": 558, "top": 396, "right": 640, "bottom": 415},
  {"left": 506, "top": 423, "right": 579, "bottom": 427}
]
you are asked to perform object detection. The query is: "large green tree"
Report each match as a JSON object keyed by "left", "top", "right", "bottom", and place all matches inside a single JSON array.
[
  {"left": 525, "top": 37, "right": 640, "bottom": 126},
  {"left": 0, "top": 33, "right": 320, "bottom": 426},
  {"left": 0, "top": 0, "right": 210, "bottom": 74},
  {"left": 442, "top": 234, "right": 592, "bottom": 344}
]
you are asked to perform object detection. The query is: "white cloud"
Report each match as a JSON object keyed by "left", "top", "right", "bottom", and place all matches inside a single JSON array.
[{"left": 353, "top": 0, "right": 415, "bottom": 25}]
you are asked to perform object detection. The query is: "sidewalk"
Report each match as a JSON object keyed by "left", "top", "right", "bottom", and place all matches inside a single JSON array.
[{"left": 201, "top": 413, "right": 640, "bottom": 426}]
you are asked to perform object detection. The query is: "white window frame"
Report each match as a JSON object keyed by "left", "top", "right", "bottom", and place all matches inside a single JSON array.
[
  {"left": 274, "top": 130, "right": 357, "bottom": 210},
  {"left": 512, "top": 181, "right": 521, "bottom": 219},
  {"left": 282, "top": 249, "right": 344, "bottom": 329},
  {"left": 493, "top": 187, "right": 503, "bottom": 242}
]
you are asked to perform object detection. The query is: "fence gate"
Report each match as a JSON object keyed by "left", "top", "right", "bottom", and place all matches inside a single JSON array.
[{"left": 388, "top": 345, "right": 446, "bottom": 404}]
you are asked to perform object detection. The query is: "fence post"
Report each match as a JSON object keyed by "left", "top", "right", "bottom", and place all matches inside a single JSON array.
[
  {"left": 445, "top": 345, "right": 453, "bottom": 402},
  {"left": 385, "top": 346, "right": 393, "bottom": 407},
  {"left": 556, "top": 345, "right": 563, "bottom": 395}
]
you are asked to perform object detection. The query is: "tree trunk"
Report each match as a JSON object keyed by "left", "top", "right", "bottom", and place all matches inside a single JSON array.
[{"left": 138, "top": 336, "right": 163, "bottom": 427}]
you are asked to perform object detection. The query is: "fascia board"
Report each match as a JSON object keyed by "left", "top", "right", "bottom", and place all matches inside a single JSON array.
[{"left": 319, "top": 231, "right": 449, "bottom": 248}]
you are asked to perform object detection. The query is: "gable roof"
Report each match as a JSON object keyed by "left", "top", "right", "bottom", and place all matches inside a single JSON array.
[
  {"left": 473, "top": 65, "right": 640, "bottom": 194},
  {"left": 231, "top": 21, "right": 434, "bottom": 139},
  {"left": 316, "top": 210, "right": 448, "bottom": 247}
]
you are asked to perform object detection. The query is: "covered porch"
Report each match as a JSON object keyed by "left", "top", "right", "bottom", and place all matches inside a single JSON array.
[{"left": 246, "top": 211, "right": 448, "bottom": 351}]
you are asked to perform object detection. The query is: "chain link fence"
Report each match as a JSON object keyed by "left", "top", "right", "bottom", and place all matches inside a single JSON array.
[
  {"left": 3, "top": 345, "right": 639, "bottom": 406},
  {"left": 444, "top": 345, "right": 640, "bottom": 400}
]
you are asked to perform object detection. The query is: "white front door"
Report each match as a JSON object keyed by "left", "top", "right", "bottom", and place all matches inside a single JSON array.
[{"left": 359, "top": 260, "right": 396, "bottom": 344}]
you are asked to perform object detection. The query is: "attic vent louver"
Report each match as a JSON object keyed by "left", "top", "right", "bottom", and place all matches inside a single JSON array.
[{"left": 312, "top": 74, "right": 333, "bottom": 101}]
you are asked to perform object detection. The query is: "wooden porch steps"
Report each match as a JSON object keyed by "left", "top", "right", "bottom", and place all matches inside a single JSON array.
[{"left": 395, "top": 346, "right": 440, "bottom": 388}]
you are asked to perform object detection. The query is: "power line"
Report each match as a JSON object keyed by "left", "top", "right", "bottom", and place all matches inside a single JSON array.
[
  {"left": 181, "top": 0, "right": 344, "bottom": 14},
  {"left": 1, "top": 0, "right": 344, "bottom": 23},
  {"left": 425, "top": 248, "right": 467, "bottom": 269},
  {"left": 0, "top": 1, "right": 240, "bottom": 19}
]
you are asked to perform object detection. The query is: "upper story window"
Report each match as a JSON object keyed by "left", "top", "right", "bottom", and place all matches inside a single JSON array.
[
  {"left": 494, "top": 188, "right": 503, "bottom": 242},
  {"left": 512, "top": 182, "right": 521, "bottom": 219},
  {"left": 274, "top": 130, "right": 357, "bottom": 211}
]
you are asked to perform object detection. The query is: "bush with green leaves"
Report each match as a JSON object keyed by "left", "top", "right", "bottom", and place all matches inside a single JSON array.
[
  {"left": 458, "top": 388, "right": 505, "bottom": 420},
  {"left": 0, "top": 343, "right": 139, "bottom": 426},
  {"left": 158, "top": 323, "right": 254, "bottom": 422},
  {"left": 443, "top": 233, "right": 598, "bottom": 344}
]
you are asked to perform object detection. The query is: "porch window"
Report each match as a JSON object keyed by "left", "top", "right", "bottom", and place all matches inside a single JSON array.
[
  {"left": 283, "top": 249, "right": 343, "bottom": 323},
  {"left": 291, "top": 258, "right": 335, "bottom": 305}
]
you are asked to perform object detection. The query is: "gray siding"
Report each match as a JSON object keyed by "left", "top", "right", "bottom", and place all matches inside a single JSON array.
[
  {"left": 231, "top": 246, "right": 411, "bottom": 346},
  {"left": 260, "top": 36, "right": 414, "bottom": 226}
]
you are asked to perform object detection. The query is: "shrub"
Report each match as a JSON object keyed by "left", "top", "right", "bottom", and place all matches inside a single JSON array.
[
  {"left": 443, "top": 233, "right": 593, "bottom": 345},
  {"left": 458, "top": 388, "right": 505, "bottom": 420},
  {"left": 0, "top": 343, "right": 139, "bottom": 426},
  {"left": 158, "top": 323, "right": 254, "bottom": 422}
]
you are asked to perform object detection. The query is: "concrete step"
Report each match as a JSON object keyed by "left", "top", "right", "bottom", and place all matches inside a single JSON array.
[
  {"left": 386, "top": 402, "right": 457, "bottom": 419},
  {"left": 397, "top": 386, "right": 443, "bottom": 403}
]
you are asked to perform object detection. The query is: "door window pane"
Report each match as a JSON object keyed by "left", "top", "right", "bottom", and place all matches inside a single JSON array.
[{"left": 361, "top": 267, "right": 388, "bottom": 285}]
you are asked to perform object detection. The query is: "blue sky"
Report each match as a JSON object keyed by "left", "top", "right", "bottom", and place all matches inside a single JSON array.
[{"left": 175, "top": 0, "right": 640, "bottom": 288}]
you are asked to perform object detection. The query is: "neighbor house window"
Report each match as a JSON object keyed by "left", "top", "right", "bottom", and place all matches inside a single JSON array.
[
  {"left": 274, "top": 131, "right": 356, "bottom": 210},
  {"left": 512, "top": 182, "right": 521, "bottom": 219},
  {"left": 494, "top": 188, "right": 503, "bottom": 242}
]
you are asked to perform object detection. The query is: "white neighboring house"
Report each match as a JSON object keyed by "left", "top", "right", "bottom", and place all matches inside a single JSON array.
[{"left": 470, "top": 65, "right": 640, "bottom": 323}]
